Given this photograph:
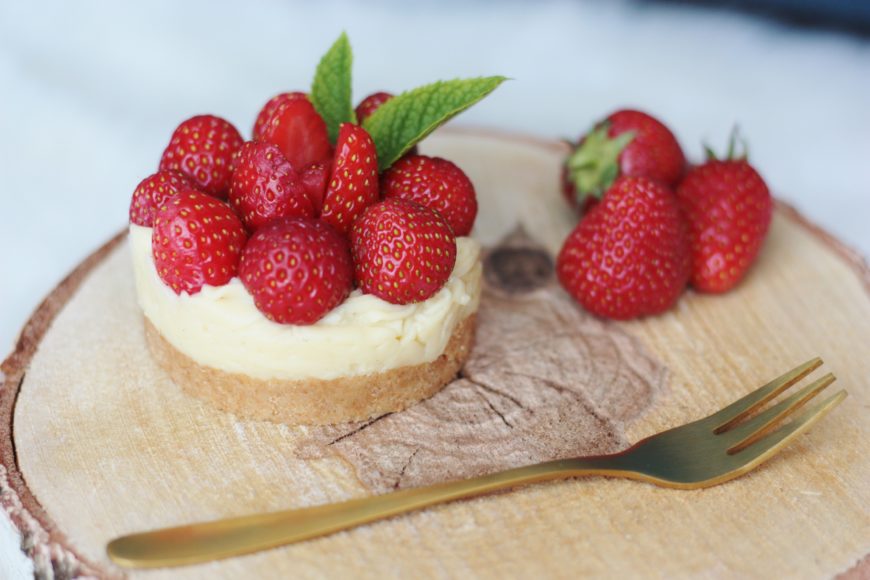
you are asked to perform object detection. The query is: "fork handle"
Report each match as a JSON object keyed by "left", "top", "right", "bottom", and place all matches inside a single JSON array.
[{"left": 107, "top": 456, "right": 623, "bottom": 568}]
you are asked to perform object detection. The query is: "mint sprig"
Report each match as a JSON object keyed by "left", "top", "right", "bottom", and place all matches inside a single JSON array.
[
  {"left": 362, "top": 77, "right": 507, "bottom": 171},
  {"left": 310, "top": 32, "right": 356, "bottom": 144}
]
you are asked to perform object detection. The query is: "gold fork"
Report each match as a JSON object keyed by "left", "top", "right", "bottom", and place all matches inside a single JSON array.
[{"left": 107, "top": 357, "right": 846, "bottom": 569}]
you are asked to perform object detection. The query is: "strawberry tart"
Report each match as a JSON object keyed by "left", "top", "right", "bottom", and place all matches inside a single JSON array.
[{"left": 128, "top": 34, "right": 504, "bottom": 425}]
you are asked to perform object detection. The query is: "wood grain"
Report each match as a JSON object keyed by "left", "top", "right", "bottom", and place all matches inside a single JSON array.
[
  {"left": 300, "top": 227, "right": 667, "bottom": 493},
  {"left": 1, "top": 130, "right": 868, "bottom": 579}
]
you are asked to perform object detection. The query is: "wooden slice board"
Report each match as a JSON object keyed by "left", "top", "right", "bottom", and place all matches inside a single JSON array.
[{"left": 2, "top": 130, "right": 868, "bottom": 579}]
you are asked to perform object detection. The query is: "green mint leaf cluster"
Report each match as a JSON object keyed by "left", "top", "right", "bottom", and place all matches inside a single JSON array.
[
  {"left": 309, "top": 33, "right": 505, "bottom": 172},
  {"left": 310, "top": 32, "right": 356, "bottom": 144},
  {"left": 363, "top": 77, "right": 507, "bottom": 171}
]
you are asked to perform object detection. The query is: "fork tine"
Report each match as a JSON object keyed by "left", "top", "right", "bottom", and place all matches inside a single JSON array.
[
  {"left": 709, "top": 357, "right": 823, "bottom": 432},
  {"left": 731, "top": 390, "right": 847, "bottom": 466},
  {"left": 723, "top": 373, "right": 835, "bottom": 453}
]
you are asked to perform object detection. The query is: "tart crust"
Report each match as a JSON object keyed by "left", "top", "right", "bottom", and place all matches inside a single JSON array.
[{"left": 143, "top": 314, "right": 476, "bottom": 425}]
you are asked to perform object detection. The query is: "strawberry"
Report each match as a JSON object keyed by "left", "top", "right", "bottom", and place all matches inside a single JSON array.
[
  {"left": 557, "top": 176, "right": 689, "bottom": 320},
  {"left": 258, "top": 94, "right": 332, "bottom": 169},
  {"left": 152, "top": 190, "right": 247, "bottom": 295},
  {"left": 129, "top": 170, "right": 197, "bottom": 227},
  {"left": 301, "top": 161, "right": 330, "bottom": 214},
  {"left": 320, "top": 124, "right": 379, "bottom": 234},
  {"left": 252, "top": 92, "right": 307, "bottom": 141},
  {"left": 158, "top": 115, "right": 244, "bottom": 198},
  {"left": 239, "top": 218, "right": 353, "bottom": 325},
  {"left": 676, "top": 144, "right": 772, "bottom": 293},
  {"left": 228, "top": 141, "right": 314, "bottom": 231},
  {"left": 381, "top": 154, "right": 477, "bottom": 236},
  {"left": 350, "top": 198, "right": 456, "bottom": 305},
  {"left": 354, "top": 91, "right": 394, "bottom": 123},
  {"left": 562, "top": 109, "right": 685, "bottom": 214}
]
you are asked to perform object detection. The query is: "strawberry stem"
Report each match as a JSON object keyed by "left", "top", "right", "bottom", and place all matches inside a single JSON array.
[
  {"left": 703, "top": 144, "right": 718, "bottom": 161},
  {"left": 565, "top": 123, "right": 634, "bottom": 204},
  {"left": 705, "top": 126, "right": 749, "bottom": 162}
]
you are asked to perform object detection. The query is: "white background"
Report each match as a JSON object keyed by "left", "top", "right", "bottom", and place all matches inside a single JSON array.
[{"left": 1, "top": 0, "right": 868, "bottom": 575}]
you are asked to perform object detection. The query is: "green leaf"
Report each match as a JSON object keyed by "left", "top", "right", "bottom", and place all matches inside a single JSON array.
[
  {"left": 362, "top": 76, "right": 507, "bottom": 171},
  {"left": 565, "top": 124, "right": 634, "bottom": 203},
  {"left": 310, "top": 32, "right": 356, "bottom": 144}
]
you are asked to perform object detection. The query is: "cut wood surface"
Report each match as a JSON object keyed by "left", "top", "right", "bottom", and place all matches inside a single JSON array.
[{"left": 1, "top": 130, "right": 868, "bottom": 579}]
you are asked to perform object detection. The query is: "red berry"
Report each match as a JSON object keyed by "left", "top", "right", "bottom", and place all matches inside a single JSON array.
[
  {"left": 252, "top": 92, "right": 307, "bottom": 141},
  {"left": 301, "top": 161, "right": 330, "bottom": 214},
  {"left": 239, "top": 218, "right": 353, "bottom": 325},
  {"left": 355, "top": 91, "right": 394, "bottom": 123},
  {"left": 381, "top": 155, "right": 477, "bottom": 236},
  {"left": 321, "top": 124, "right": 379, "bottom": 234},
  {"left": 228, "top": 141, "right": 314, "bottom": 231},
  {"left": 562, "top": 109, "right": 685, "bottom": 213},
  {"left": 158, "top": 115, "right": 244, "bottom": 198},
  {"left": 609, "top": 110, "right": 685, "bottom": 185},
  {"left": 152, "top": 190, "right": 247, "bottom": 295},
  {"left": 676, "top": 159, "right": 772, "bottom": 293},
  {"left": 557, "top": 176, "right": 690, "bottom": 320},
  {"left": 350, "top": 198, "right": 457, "bottom": 305},
  {"left": 258, "top": 95, "right": 332, "bottom": 169},
  {"left": 129, "top": 170, "right": 197, "bottom": 227}
]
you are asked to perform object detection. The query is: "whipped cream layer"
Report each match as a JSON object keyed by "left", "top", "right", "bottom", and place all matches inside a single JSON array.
[{"left": 129, "top": 224, "right": 481, "bottom": 381}]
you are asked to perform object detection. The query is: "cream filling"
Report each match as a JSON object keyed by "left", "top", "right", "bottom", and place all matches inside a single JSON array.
[{"left": 129, "top": 224, "right": 481, "bottom": 381}]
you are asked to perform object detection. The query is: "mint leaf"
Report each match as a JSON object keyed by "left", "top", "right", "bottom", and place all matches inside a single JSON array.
[
  {"left": 310, "top": 32, "right": 356, "bottom": 144},
  {"left": 362, "top": 76, "right": 507, "bottom": 171}
]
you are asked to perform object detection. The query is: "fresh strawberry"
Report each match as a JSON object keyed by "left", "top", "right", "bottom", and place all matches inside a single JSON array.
[
  {"left": 152, "top": 190, "right": 247, "bottom": 295},
  {"left": 320, "top": 124, "right": 379, "bottom": 234},
  {"left": 258, "top": 95, "right": 332, "bottom": 169},
  {"left": 562, "top": 109, "right": 685, "bottom": 213},
  {"left": 557, "top": 176, "right": 689, "bottom": 320},
  {"left": 129, "top": 170, "right": 197, "bottom": 227},
  {"left": 350, "top": 198, "right": 456, "bottom": 305},
  {"left": 301, "top": 161, "right": 330, "bottom": 214},
  {"left": 228, "top": 141, "right": 314, "bottom": 231},
  {"left": 355, "top": 91, "right": 394, "bottom": 123},
  {"left": 676, "top": 144, "right": 772, "bottom": 293},
  {"left": 381, "top": 154, "right": 477, "bottom": 236},
  {"left": 252, "top": 92, "right": 307, "bottom": 141},
  {"left": 239, "top": 218, "right": 353, "bottom": 325},
  {"left": 158, "top": 115, "right": 244, "bottom": 198}
]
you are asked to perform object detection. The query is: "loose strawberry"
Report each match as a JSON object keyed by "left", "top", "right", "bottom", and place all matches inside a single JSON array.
[
  {"left": 562, "top": 109, "right": 685, "bottom": 213},
  {"left": 229, "top": 141, "right": 314, "bottom": 231},
  {"left": 239, "top": 218, "right": 353, "bottom": 325},
  {"left": 129, "top": 170, "right": 197, "bottom": 227},
  {"left": 258, "top": 95, "right": 332, "bottom": 169},
  {"left": 158, "top": 115, "right": 244, "bottom": 198},
  {"left": 320, "top": 124, "right": 379, "bottom": 234},
  {"left": 354, "top": 91, "right": 394, "bottom": 123},
  {"left": 557, "top": 176, "right": 689, "bottom": 320},
  {"left": 676, "top": 142, "right": 772, "bottom": 293},
  {"left": 152, "top": 190, "right": 247, "bottom": 295},
  {"left": 350, "top": 198, "right": 456, "bottom": 305},
  {"left": 381, "top": 154, "right": 477, "bottom": 236},
  {"left": 301, "top": 161, "right": 330, "bottom": 214},
  {"left": 252, "top": 92, "right": 307, "bottom": 141}
]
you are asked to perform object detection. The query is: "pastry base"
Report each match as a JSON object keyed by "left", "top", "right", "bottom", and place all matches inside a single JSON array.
[{"left": 143, "top": 314, "right": 476, "bottom": 425}]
